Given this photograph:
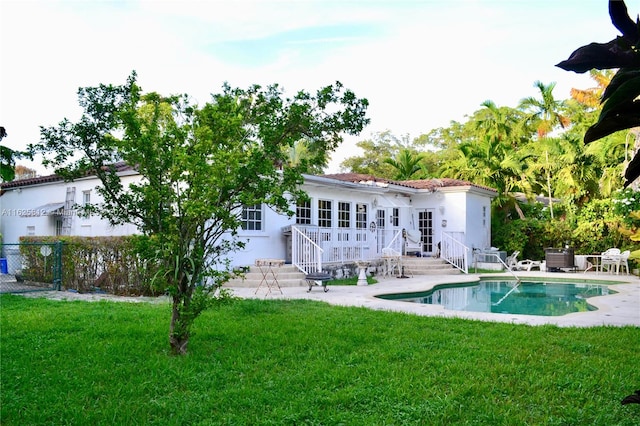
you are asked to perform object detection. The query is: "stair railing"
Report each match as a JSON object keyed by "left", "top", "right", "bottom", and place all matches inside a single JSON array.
[
  {"left": 440, "top": 231, "right": 470, "bottom": 273},
  {"left": 472, "top": 249, "right": 521, "bottom": 282},
  {"left": 291, "top": 225, "right": 323, "bottom": 275}
]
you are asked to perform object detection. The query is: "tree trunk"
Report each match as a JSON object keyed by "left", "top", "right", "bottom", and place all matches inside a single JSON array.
[{"left": 169, "top": 301, "right": 189, "bottom": 355}]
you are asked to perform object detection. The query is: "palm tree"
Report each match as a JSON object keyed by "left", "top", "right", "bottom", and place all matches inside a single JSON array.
[
  {"left": 518, "top": 81, "right": 572, "bottom": 216},
  {"left": 383, "top": 148, "right": 425, "bottom": 180},
  {"left": 474, "top": 101, "right": 526, "bottom": 147},
  {"left": 519, "top": 81, "right": 570, "bottom": 138},
  {"left": 440, "top": 135, "right": 532, "bottom": 219},
  {"left": 569, "top": 69, "right": 614, "bottom": 109}
]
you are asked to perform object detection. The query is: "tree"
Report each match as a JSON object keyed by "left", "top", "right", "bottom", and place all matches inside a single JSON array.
[
  {"left": 340, "top": 131, "right": 416, "bottom": 177},
  {"left": 1, "top": 127, "right": 19, "bottom": 182},
  {"left": 519, "top": 81, "right": 570, "bottom": 139},
  {"left": 383, "top": 148, "right": 425, "bottom": 180},
  {"left": 13, "top": 165, "right": 38, "bottom": 180},
  {"left": 30, "top": 72, "right": 369, "bottom": 355},
  {"left": 557, "top": 0, "right": 640, "bottom": 186},
  {"left": 440, "top": 134, "right": 531, "bottom": 219},
  {"left": 518, "top": 81, "right": 570, "bottom": 217}
]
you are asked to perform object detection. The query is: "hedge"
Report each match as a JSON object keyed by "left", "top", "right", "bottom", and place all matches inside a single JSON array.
[{"left": 18, "top": 236, "right": 163, "bottom": 296}]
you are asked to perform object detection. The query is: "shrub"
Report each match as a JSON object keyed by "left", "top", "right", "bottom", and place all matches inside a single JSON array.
[{"left": 19, "top": 236, "right": 163, "bottom": 296}]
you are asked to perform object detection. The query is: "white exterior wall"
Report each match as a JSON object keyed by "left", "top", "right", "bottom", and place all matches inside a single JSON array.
[
  {"left": 464, "top": 192, "right": 492, "bottom": 250},
  {"left": 1, "top": 175, "right": 139, "bottom": 244},
  {"left": 1, "top": 172, "right": 496, "bottom": 267},
  {"left": 410, "top": 188, "right": 493, "bottom": 252},
  {"left": 232, "top": 204, "right": 293, "bottom": 266}
]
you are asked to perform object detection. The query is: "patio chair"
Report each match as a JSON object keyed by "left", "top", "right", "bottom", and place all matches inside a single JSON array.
[
  {"left": 618, "top": 250, "right": 630, "bottom": 275},
  {"left": 514, "top": 259, "right": 542, "bottom": 271},
  {"left": 505, "top": 250, "right": 520, "bottom": 270},
  {"left": 601, "top": 248, "right": 621, "bottom": 274}
]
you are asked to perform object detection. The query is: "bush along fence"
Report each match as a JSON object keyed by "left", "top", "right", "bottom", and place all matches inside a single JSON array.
[
  {"left": 0, "top": 242, "right": 61, "bottom": 293},
  {"left": 16, "top": 236, "right": 163, "bottom": 296}
]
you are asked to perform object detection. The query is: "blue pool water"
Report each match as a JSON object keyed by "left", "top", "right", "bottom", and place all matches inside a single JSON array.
[{"left": 376, "top": 280, "right": 617, "bottom": 316}]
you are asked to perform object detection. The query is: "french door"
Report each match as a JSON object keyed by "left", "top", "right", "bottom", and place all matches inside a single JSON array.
[{"left": 417, "top": 209, "right": 434, "bottom": 254}]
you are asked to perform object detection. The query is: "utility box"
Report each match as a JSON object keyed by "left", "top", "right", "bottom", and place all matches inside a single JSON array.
[{"left": 545, "top": 247, "right": 575, "bottom": 270}]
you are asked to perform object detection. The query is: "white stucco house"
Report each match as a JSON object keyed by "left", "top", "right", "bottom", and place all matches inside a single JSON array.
[{"left": 0, "top": 165, "right": 497, "bottom": 275}]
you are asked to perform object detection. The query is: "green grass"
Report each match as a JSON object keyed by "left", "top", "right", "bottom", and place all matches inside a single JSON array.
[{"left": 2, "top": 294, "right": 639, "bottom": 425}]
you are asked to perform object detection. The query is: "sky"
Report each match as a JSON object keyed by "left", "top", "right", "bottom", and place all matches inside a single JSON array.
[{"left": 1, "top": 0, "right": 636, "bottom": 175}]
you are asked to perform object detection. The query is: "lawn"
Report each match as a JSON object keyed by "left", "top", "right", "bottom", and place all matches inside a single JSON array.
[{"left": 1, "top": 294, "right": 639, "bottom": 425}]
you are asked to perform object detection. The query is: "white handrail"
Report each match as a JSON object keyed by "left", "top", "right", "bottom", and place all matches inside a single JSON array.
[
  {"left": 440, "top": 231, "right": 470, "bottom": 273},
  {"left": 386, "top": 229, "right": 402, "bottom": 248},
  {"left": 291, "top": 225, "right": 324, "bottom": 274},
  {"left": 473, "top": 250, "right": 521, "bottom": 282}
]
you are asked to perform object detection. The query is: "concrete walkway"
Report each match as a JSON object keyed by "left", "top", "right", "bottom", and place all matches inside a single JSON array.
[
  {"left": 13, "top": 271, "right": 639, "bottom": 328},
  {"left": 230, "top": 270, "right": 640, "bottom": 328}
]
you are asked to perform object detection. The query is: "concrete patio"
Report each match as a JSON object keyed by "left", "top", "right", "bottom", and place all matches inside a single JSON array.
[{"left": 229, "top": 270, "right": 640, "bottom": 328}]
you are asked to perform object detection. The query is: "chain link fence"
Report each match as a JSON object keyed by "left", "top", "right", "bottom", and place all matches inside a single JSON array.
[{"left": 0, "top": 242, "right": 62, "bottom": 293}]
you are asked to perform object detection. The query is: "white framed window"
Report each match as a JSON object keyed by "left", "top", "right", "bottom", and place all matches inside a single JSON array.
[
  {"left": 356, "top": 203, "right": 367, "bottom": 229},
  {"left": 391, "top": 208, "right": 399, "bottom": 227},
  {"left": 82, "top": 190, "right": 91, "bottom": 206},
  {"left": 296, "top": 199, "right": 312, "bottom": 225},
  {"left": 338, "top": 202, "right": 351, "bottom": 228},
  {"left": 376, "top": 209, "right": 385, "bottom": 228},
  {"left": 318, "top": 200, "right": 332, "bottom": 228},
  {"left": 241, "top": 204, "right": 263, "bottom": 231}
]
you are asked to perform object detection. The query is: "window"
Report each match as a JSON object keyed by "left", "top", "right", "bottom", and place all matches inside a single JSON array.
[
  {"left": 82, "top": 190, "right": 91, "bottom": 218},
  {"left": 391, "top": 208, "right": 399, "bottom": 227},
  {"left": 338, "top": 202, "right": 351, "bottom": 228},
  {"left": 318, "top": 200, "right": 332, "bottom": 228},
  {"left": 376, "top": 209, "right": 385, "bottom": 228},
  {"left": 241, "top": 204, "right": 263, "bottom": 231},
  {"left": 55, "top": 218, "right": 63, "bottom": 236},
  {"left": 296, "top": 199, "right": 312, "bottom": 225},
  {"left": 356, "top": 203, "right": 367, "bottom": 229}
]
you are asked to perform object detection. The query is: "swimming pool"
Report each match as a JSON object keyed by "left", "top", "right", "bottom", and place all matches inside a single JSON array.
[{"left": 376, "top": 279, "right": 617, "bottom": 316}]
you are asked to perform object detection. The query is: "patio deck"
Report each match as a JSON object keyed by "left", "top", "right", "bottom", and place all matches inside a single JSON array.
[{"left": 227, "top": 270, "right": 640, "bottom": 327}]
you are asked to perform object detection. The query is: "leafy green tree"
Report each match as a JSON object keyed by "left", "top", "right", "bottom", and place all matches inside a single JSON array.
[
  {"left": 30, "top": 72, "right": 369, "bottom": 355},
  {"left": 340, "top": 131, "right": 420, "bottom": 178},
  {"left": 0, "top": 127, "right": 29, "bottom": 182},
  {"left": 519, "top": 81, "right": 570, "bottom": 138},
  {"left": 440, "top": 134, "right": 532, "bottom": 219},
  {"left": 383, "top": 148, "right": 425, "bottom": 180},
  {"left": 557, "top": 0, "right": 640, "bottom": 186},
  {"left": 474, "top": 101, "right": 527, "bottom": 147}
]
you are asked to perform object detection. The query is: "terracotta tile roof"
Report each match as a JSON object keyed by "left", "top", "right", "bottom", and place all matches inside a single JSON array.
[
  {"left": 0, "top": 161, "right": 135, "bottom": 190},
  {"left": 320, "top": 173, "right": 497, "bottom": 192}
]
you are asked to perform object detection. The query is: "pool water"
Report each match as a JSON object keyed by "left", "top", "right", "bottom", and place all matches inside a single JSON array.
[{"left": 376, "top": 280, "right": 616, "bottom": 316}]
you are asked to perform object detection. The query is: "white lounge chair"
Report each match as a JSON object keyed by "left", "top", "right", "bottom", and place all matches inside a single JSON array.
[
  {"left": 514, "top": 259, "right": 542, "bottom": 271},
  {"left": 405, "top": 229, "right": 422, "bottom": 254},
  {"left": 505, "top": 251, "right": 520, "bottom": 270}
]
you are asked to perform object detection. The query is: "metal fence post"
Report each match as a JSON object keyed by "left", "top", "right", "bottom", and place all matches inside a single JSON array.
[{"left": 53, "top": 241, "right": 63, "bottom": 290}]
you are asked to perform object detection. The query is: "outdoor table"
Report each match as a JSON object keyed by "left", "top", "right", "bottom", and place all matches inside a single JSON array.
[
  {"left": 583, "top": 254, "right": 602, "bottom": 273},
  {"left": 254, "top": 258, "right": 285, "bottom": 296}
]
